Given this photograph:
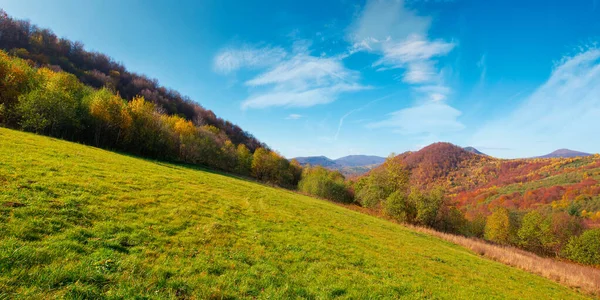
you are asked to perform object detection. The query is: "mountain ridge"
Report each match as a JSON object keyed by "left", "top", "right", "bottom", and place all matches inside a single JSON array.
[{"left": 536, "top": 148, "right": 592, "bottom": 158}]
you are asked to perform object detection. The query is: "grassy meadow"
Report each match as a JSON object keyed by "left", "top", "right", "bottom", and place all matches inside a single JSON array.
[{"left": 0, "top": 128, "right": 592, "bottom": 299}]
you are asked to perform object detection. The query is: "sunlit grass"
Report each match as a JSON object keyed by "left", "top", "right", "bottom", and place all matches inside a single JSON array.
[{"left": 0, "top": 128, "right": 590, "bottom": 299}]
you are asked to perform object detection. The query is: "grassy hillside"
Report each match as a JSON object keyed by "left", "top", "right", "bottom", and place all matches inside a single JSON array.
[{"left": 0, "top": 128, "right": 590, "bottom": 299}]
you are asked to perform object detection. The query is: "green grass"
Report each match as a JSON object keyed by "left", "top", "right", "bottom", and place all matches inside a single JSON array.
[{"left": 0, "top": 128, "right": 591, "bottom": 299}]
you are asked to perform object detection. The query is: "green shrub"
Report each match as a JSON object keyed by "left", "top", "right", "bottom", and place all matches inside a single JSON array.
[
  {"left": 354, "top": 156, "right": 409, "bottom": 208},
  {"left": 563, "top": 229, "right": 600, "bottom": 265},
  {"left": 384, "top": 190, "right": 416, "bottom": 223},
  {"left": 298, "top": 166, "right": 353, "bottom": 203},
  {"left": 518, "top": 211, "right": 553, "bottom": 254},
  {"left": 414, "top": 187, "right": 444, "bottom": 227},
  {"left": 17, "top": 69, "right": 89, "bottom": 138}
]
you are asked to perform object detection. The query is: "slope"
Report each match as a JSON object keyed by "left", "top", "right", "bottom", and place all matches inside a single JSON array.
[
  {"left": 372, "top": 142, "right": 600, "bottom": 226},
  {"left": 0, "top": 128, "right": 589, "bottom": 299}
]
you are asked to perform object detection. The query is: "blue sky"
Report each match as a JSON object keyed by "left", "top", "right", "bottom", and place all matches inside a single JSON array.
[{"left": 2, "top": 0, "right": 600, "bottom": 158}]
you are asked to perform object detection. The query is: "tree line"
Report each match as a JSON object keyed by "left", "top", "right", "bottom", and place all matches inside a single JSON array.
[
  {"left": 0, "top": 51, "right": 300, "bottom": 188},
  {"left": 0, "top": 10, "right": 265, "bottom": 152}
]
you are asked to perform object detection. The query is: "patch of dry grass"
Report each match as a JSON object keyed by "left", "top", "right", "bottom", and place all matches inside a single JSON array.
[{"left": 410, "top": 225, "right": 600, "bottom": 296}]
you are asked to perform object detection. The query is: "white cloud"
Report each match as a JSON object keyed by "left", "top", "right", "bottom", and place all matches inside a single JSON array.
[
  {"left": 213, "top": 46, "right": 287, "bottom": 74},
  {"left": 241, "top": 50, "right": 369, "bottom": 109},
  {"left": 471, "top": 49, "right": 600, "bottom": 157},
  {"left": 367, "top": 101, "right": 464, "bottom": 135},
  {"left": 348, "top": 0, "right": 455, "bottom": 84},
  {"left": 242, "top": 83, "right": 366, "bottom": 109},
  {"left": 375, "top": 36, "right": 455, "bottom": 83},
  {"left": 375, "top": 35, "right": 455, "bottom": 67},
  {"left": 414, "top": 85, "right": 451, "bottom": 101},
  {"left": 245, "top": 54, "right": 352, "bottom": 87},
  {"left": 348, "top": 0, "right": 461, "bottom": 140},
  {"left": 286, "top": 114, "right": 303, "bottom": 120},
  {"left": 348, "top": 0, "right": 430, "bottom": 51},
  {"left": 214, "top": 40, "right": 368, "bottom": 109}
]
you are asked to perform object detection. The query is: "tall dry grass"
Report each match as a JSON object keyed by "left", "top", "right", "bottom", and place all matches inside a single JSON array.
[
  {"left": 338, "top": 203, "right": 600, "bottom": 296},
  {"left": 410, "top": 225, "right": 600, "bottom": 296}
]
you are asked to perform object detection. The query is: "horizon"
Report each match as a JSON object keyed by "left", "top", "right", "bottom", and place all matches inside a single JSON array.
[
  {"left": 2, "top": 0, "right": 600, "bottom": 158},
  {"left": 293, "top": 144, "right": 598, "bottom": 161}
]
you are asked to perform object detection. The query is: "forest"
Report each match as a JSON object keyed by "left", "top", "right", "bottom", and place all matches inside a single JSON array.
[{"left": 1, "top": 9, "right": 598, "bottom": 268}]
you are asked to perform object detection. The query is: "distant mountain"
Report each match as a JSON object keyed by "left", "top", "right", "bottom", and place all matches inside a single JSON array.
[
  {"left": 293, "top": 154, "right": 386, "bottom": 176},
  {"left": 294, "top": 156, "right": 338, "bottom": 168},
  {"left": 335, "top": 155, "right": 386, "bottom": 167},
  {"left": 537, "top": 149, "right": 592, "bottom": 158},
  {"left": 463, "top": 146, "right": 486, "bottom": 156}
]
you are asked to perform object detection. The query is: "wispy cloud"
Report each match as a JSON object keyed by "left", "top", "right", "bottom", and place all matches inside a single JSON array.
[
  {"left": 215, "top": 41, "right": 369, "bottom": 109},
  {"left": 348, "top": 0, "right": 430, "bottom": 51},
  {"left": 471, "top": 48, "right": 600, "bottom": 157},
  {"left": 334, "top": 92, "right": 400, "bottom": 140},
  {"left": 414, "top": 85, "right": 451, "bottom": 102},
  {"left": 348, "top": 0, "right": 455, "bottom": 85},
  {"left": 477, "top": 54, "right": 487, "bottom": 83},
  {"left": 213, "top": 45, "right": 287, "bottom": 74},
  {"left": 286, "top": 114, "right": 303, "bottom": 120},
  {"left": 241, "top": 49, "right": 369, "bottom": 109},
  {"left": 375, "top": 36, "right": 455, "bottom": 84},
  {"left": 349, "top": 0, "right": 462, "bottom": 137}
]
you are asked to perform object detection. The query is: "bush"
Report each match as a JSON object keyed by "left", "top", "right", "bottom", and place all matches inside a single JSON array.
[
  {"left": 251, "top": 148, "right": 300, "bottom": 188},
  {"left": 299, "top": 166, "right": 353, "bottom": 203},
  {"left": 413, "top": 187, "right": 444, "bottom": 227},
  {"left": 563, "top": 229, "right": 600, "bottom": 265},
  {"left": 518, "top": 211, "right": 553, "bottom": 254},
  {"left": 485, "top": 208, "right": 519, "bottom": 245},
  {"left": 354, "top": 156, "right": 409, "bottom": 209},
  {"left": 384, "top": 190, "right": 415, "bottom": 223},
  {"left": 17, "top": 68, "right": 90, "bottom": 138}
]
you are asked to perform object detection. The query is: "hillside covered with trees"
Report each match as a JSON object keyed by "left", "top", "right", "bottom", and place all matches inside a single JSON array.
[
  {"left": 352, "top": 143, "right": 600, "bottom": 265},
  {"left": 0, "top": 10, "right": 264, "bottom": 152}
]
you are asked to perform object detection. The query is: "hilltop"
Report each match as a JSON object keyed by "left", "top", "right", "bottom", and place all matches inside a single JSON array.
[
  {"left": 463, "top": 146, "right": 486, "bottom": 156},
  {"left": 294, "top": 156, "right": 338, "bottom": 168},
  {"left": 335, "top": 155, "right": 386, "bottom": 167},
  {"left": 366, "top": 142, "right": 600, "bottom": 226},
  {"left": 537, "top": 149, "right": 593, "bottom": 158},
  {"left": 0, "top": 128, "right": 587, "bottom": 299}
]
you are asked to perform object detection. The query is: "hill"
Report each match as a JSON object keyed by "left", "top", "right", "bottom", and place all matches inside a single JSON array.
[
  {"left": 335, "top": 155, "right": 386, "bottom": 167},
  {"left": 0, "top": 128, "right": 587, "bottom": 299},
  {"left": 294, "top": 156, "right": 338, "bottom": 168},
  {"left": 538, "top": 149, "right": 593, "bottom": 158},
  {"left": 463, "top": 146, "right": 486, "bottom": 156},
  {"left": 294, "top": 155, "right": 385, "bottom": 176},
  {"left": 373, "top": 142, "right": 600, "bottom": 226}
]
